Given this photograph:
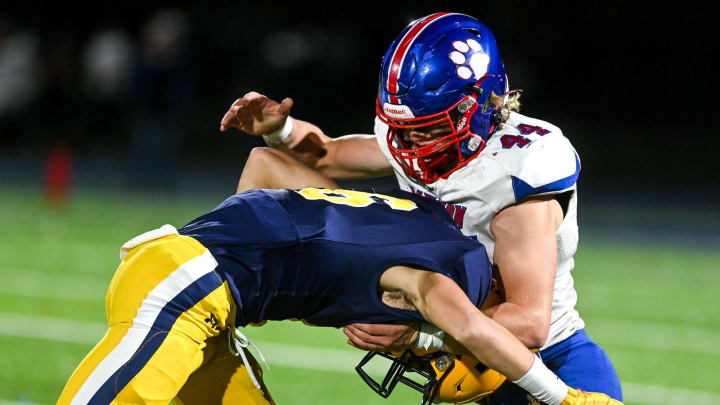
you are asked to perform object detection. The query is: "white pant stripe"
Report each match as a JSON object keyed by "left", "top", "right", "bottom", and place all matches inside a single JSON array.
[{"left": 70, "top": 250, "right": 218, "bottom": 404}]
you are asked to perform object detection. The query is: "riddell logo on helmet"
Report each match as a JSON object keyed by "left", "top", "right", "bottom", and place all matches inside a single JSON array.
[
  {"left": 383, "top": 104, "right": 415, "bottom": 119},
  {"left": 457, "top": 117, "right": 468, "bottom": 131}
]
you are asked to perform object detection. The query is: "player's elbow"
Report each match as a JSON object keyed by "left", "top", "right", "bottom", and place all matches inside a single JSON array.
[
  {"left": 237, "top": 147, "right": 286, "bottom": 193},
  {"left": 517, "top": 310, "right": 551, "bottom": 349},
  {"left": 520, "top": 328, "right": 549, "bottom": 349},
  {"left": 246, "top": 147, "right": 275, "bottom": 167}
]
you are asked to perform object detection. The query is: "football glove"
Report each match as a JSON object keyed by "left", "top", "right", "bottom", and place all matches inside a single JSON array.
[{"left": 560, "top": 387, "right": 623, "bottom": 405}]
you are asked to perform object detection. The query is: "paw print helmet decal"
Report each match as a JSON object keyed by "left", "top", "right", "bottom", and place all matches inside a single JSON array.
[{"left": 377, "top": 12, "right": 508, "bottom": 184}]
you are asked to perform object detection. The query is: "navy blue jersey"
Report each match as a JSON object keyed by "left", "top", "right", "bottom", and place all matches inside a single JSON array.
[{"left": 179, "top": 188, "right": 493, "bottom": 327}]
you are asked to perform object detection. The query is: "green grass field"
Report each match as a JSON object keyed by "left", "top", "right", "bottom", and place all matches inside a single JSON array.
[{"left": 1, "top": 185, "right": 718, "bottom": 404}]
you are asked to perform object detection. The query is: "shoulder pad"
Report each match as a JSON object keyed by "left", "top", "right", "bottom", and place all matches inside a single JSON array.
[
  {"left": 374, "top": 116, "right": 391, "bottom": 152},
  {"left": 487, "top": 113, "right": 580, "bottom": 202},
  {"left": 374, "top": 116, "right": 387, "bottom": 137}
]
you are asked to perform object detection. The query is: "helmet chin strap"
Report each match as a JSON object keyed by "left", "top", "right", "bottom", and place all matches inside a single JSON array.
[
  {"left": 468, "top": 77, "right": 522, "bottom": 137},
  {"left": 479, "top": 104, "right": 502, "bottom": 136},
  {"left": 492, "top": 88, "right": 523, "bottom": 126},
  {"left": 491, "top": 107, "right": 503, "bottom": 127}
]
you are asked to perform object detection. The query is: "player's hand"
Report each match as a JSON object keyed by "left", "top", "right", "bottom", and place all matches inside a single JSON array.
[
  {"left": 559, "top": 387, "right": 624, "bottom": 405},
  {"left": 219, "top": 92, "right": 293, "bottom": 135},
  {"left": 344, "top": 323, "right": 419, "bottom": 352}
]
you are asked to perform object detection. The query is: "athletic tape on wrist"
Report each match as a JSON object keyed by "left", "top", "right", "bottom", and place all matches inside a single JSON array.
[
  {"left": 262, "top": 117, "right": 294, "bottom": 145},
  {"left": 414, "top": 323, "right": 445, "bottom": 351},
  {"left": 512, "top": 356, "right": 568, "bottom": 405}
]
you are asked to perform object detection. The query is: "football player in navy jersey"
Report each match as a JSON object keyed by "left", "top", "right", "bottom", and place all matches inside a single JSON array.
[
  {"left": 58, "top": 187, "right": 621, "bottom": 405},
  {"left": 221, "top": 12, "right": 622, "bottom": 404}
]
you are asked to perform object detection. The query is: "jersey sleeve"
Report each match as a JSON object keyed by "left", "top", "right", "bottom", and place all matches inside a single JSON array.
[
  {"left": 483, "top": 116, "right": 581, "bottom": 203},
  {"left": 452, "top": 248, "right": 493, "bottom": 309},
  {"left": 508, "top": 133, "right": 580, "bottom": 202},
  {"left": 442, "top": 130, "right": 580, "bottom": 220}
]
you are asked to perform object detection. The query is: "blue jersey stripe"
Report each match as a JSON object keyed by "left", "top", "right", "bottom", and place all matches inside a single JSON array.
[
  {"left": 511, "top": 154, "right": 580, "bottom": 202},
  {"left": 89, "top": 272, "right": 222, "bottom": 404}
]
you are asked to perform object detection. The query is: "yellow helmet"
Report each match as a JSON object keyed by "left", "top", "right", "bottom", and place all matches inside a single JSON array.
[{"left": 356, "top": 349, "right": 507, "bottom": 404}]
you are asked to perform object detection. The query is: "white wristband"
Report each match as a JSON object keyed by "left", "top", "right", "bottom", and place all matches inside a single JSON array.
[
  {"left": 512, "top": 356, "right": 568, "bottom": 405},
  {"left": 414, "top": 323, "right": 445, "bottom": 351},
  {"left": 262, "top": 117, "right": 294, "bottom": 145}
]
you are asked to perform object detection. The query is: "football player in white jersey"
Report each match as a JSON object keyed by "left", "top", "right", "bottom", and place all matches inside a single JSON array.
[{"left": 221, "top": 12, "right": 622, "bottom": 404}]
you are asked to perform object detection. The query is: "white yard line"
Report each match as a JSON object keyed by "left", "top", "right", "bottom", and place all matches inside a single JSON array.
[
  {"left": 622, "top": 382, "right": 720, "bottom": 405},
  {"left": 0, "top": 268, "right": 107, "bottom": 303},
  {"left": 0, "top": 313, "right": 106, "bottom": 344},
  {"left": 1, "top": 313, "right": 719, "bottom": 404},
  {"left": 0, "top": 401, "right": 42, "bottom": 405},
  {"left": 583, "top": 317, "right": 720, "bottom": 356}
]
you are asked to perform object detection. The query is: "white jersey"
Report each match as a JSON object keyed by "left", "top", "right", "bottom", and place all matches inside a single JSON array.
[{"left": 374, "top": 111, "right": 584, "bottom": 349}]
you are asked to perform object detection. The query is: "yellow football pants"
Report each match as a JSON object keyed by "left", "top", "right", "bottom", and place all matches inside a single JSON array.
[{"left": 58, "top": 234, "right": 274, "bottom": 404}]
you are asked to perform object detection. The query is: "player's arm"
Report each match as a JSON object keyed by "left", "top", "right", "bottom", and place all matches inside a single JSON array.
[
  {"left": 378, "top": 266, "right": 623, "bottom": 405},
  {"left": 486, "top": 195, "right": 563, "bottom": 348},
  {"left": 379, "top": 266, "right": 589, "bottom": 405},
  {"left": 343, "top": 279, "right": 505, "bottom": 352},
  {"left": 220, "top": 92, "right": 392, "bottom": 179},
  {"left": 379, "top": 266, "right": 535, "bottom": 380}
]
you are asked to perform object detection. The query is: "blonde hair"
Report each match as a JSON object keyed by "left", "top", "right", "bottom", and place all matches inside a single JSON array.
[{"left": 488, "top": 91, "right": 521, "bottom": 126}]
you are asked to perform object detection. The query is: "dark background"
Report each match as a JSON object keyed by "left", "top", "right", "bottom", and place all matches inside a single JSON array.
[{"left": 1, "top": 2, "right": 718, "bottom": 203}]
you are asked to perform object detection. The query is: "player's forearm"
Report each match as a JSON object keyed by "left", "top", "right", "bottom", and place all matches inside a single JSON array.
[
  {"left": 451, "top": 312, "right": 536, "bottom": 381},
  {"left": 272, "top": 127, "right": 391, "bottom": 180},
  {"left": 412, "top": 272, "right": 534, "bottom": 381},
  {"left": 316, "top": 135, "right": 393, "bottom": 179},
  {"left": 269, "top": 118, "right": 334, "bottom": 169},
  {"left": 445, "top": 314, "right": 569, "bottom": 405},
  {"left": 440, "top": 333, "right": 472, "bottom": 356}
]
